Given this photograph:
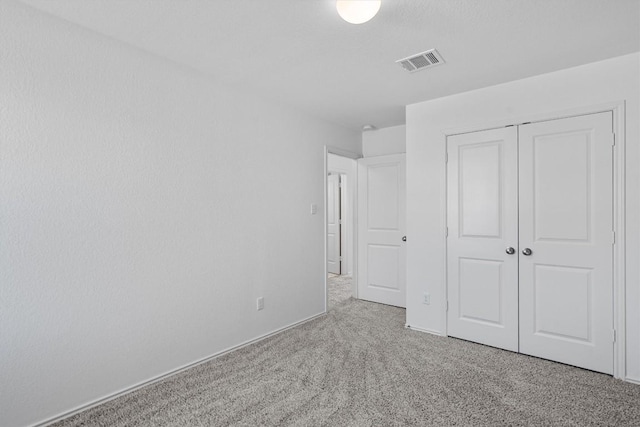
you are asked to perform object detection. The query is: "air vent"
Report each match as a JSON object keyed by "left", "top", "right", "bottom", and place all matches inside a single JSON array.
[{"left": 396, "top": 49, "right": 445, "bottom": 73}]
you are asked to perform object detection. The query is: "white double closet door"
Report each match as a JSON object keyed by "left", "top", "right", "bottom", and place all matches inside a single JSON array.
[{"left": 447, "top": 112, "right": 614, "bottom": 374}]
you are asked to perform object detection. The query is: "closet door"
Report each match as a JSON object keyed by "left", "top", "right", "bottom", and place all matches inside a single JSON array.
[
  {"left": 447, "top": 127, "right": 519, "bottom": 351},
  {"left": 518, "top": 112, "right": 614, "bottom": 374}
]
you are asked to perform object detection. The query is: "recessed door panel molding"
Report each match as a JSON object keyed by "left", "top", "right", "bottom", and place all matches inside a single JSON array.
[
  {"left": 533, "top": 264, "right": 593, "bottom": 343},
  {"left": 357, "top": 154, "right": 406, "bottom": 308},
  {"left": 447, "top": 127, "right": 519, "bottom": 352},
  {"left": 367, "top": 244, "right": 400, "bottom": 291},
  {"left": 367, "top": 163, "right": 400, "bottom": 231},
  {"left": 519, "top": 111, "right": 613, "bottom": 374},
  {"left": 458, "top": 258, "right": 503, "bottom": 326},
  {"left": 459, "top": 142, "right": 502, "bottom": 238},
  {"left": 533, "top": 130, "right": 591, "bottom": 242}
]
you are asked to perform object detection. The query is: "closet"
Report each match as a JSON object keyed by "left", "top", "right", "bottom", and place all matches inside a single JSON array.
[{"left": 446, "top": 111, "right": 614, "bottom": 374}]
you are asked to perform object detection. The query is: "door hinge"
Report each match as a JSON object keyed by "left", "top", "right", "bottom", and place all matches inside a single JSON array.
[
  {"left": 612, "top": 231, "right": 616, "bottom": 245},
  {"left": 446, "top": 300, "right": 449, "bottom": 312},
  {"left": 445, "top": 152, "right": 448, "bottom": 163},
  {"left": 611, "top": 133, "right": 616, "bottom": 146},
  {"left": 445, "top": 226, "right": 449, "bottom": 237},
  {"left": 613, "top": 329, "right": 617, "bottom": 343}
]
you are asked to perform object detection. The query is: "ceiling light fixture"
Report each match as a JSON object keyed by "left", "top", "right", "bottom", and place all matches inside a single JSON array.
[{"left": 336, "top": 0, "right": 381, "bottom": 24}]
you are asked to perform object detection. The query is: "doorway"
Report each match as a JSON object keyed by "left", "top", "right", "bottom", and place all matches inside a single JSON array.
[
  {"left": 327, "top": 172, "right": 343, "bottom": 275},
  {"left": 446, "top": 111, "right": 615, "bottom": 374},
  {"left": 326, "top": 150, "right": 358, "bottom": 310}
]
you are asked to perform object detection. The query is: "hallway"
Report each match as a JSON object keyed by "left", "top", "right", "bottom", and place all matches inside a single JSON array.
[{"left": 327, "top": 274, "right": 352, "bottom": 308}]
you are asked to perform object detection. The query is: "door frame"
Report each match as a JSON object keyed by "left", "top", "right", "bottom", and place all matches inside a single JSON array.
[
  {"left": 443, "top": 101, "right": 627, "bottom": 379},
  {"left": 324, "top": 146, "right": 361, "bottom": 312}
]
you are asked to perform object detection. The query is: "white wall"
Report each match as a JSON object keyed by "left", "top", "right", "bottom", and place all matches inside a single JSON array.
[
  {"left": 406, "top": 53, "right": 640, "bottom": 382},
  {"left": 0, "top": 2, "right": 360, "bottom": 426},
  {"left": 362, "top": 125, "right": 406, "bottom": 157},
  {"left": 327, "top": 153, "right": 357, "bottom": 276}
]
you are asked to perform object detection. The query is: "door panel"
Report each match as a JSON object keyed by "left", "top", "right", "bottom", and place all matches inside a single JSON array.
[
  {"left": 533, "top": 132, "right": 591, "bottom": 241},
  {"left": 533, "top": 264, "right": 592, "bottom": 342},
  {"left": 357, "top": 155, "right": 406, "bottom": 307},
  {"left": 447, "top": 127, "right": 519, "bottom": 352},
  {"left": 519, "top": 112, "right": 614, "bottom": 374},
  {"left": 368, "top": 164, "right": 400, "bottom": 230},
  {"left": 458, "top": 258, "right": 503, "bottom": 325},
  {"left": 460, "top": 143, "right": 503, "bottom": 238},
  {"left": 327, "top": 173, "right": 341, "bottom": 275},
  {"left": 367, "top": 244, "right": 400, "bottom": 290}
]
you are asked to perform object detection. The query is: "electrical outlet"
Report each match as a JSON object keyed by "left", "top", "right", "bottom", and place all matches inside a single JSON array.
[
  {"left": 257, "top": 297, "right": 264, "bottom": 311},
  {"left": 310, "top": 204, "right": 318, "bottom": 215},
  {"left": 423, "top": 293, "right": 430, "bottom": 305}
]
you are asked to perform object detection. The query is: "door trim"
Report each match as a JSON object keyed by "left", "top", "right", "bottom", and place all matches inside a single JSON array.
[
  {"left": 443, "top": 101, "right": 627, "bottom": 380},
  {"left": 324, "top": 146, "right": 361, "bottom": 313}
]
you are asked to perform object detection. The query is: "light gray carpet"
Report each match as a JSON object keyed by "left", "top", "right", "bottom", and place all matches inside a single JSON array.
[
  {"left": 328, "top": 274, "right": 352, "bottom": 308},
  {"left": 54, "top": 299, "right": 640, "bottom": 426}
]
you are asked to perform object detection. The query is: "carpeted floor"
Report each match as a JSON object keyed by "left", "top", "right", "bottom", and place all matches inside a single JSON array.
[
  {"left": 328, "top": 274, "right": 352, "bottom": 308},
  {"left": 54, "top": 297, "right": 640, "bottom": 426}
]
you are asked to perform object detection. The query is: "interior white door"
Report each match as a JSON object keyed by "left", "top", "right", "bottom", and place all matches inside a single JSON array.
[
  {"left": 518, "top": 112, "right": 614, "bottom": 374},
  {"left": 447, "top": 127, "right": 519, "bottom": 351},
  {"left": 327, "top": 173, "right": 341, "bottom": 275},
  {"left": 357, "top": 154, "right": 406, "bottom": 307}
]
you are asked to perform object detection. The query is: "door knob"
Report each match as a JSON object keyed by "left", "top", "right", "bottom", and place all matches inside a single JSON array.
[
  {"left": 522, "top": 248, "right": 533, "bottom": 256},
  {"left": 402, "top": 236, "right": 407, "bottom": 242},
  {"left": 505, "top": 247, "right": 515, "bottom": 255}
]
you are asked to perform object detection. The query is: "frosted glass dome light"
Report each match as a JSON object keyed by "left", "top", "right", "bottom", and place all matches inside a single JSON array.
[{"left": 336, "top": 0, "right": 381, "bottom": 24}]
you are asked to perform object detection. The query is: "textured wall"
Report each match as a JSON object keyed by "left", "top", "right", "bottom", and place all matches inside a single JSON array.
[
  {"left": 406, "top": 53, "right": 640, "bottom": 382},
  {"left": 0, "top": 2, "right": 360, "bottom": 426}
]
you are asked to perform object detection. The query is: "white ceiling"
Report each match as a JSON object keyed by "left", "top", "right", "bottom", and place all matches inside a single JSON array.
[{"left": 19, "top": 0, "right": 640, "bottom": 130}]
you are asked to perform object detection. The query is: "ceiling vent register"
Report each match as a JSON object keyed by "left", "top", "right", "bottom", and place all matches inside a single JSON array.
[{"left": 396, "top": 49, "right": 445, "bottom": 73}]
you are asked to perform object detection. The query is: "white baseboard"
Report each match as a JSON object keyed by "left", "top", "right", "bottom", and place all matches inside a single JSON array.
[
  {"left": 405, "top": 323, "right": 445, "bottom": 337},
  {"left": 625, "top": 376, "right": 640, "bottom": 386},
  {"left": 35, "top": 312, "right": 326, "bottom": 427}
]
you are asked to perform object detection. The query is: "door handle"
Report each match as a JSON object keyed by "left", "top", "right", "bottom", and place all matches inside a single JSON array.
[
  {"left": 505, "top": 247, "right": 515, "bottom": 255},
  {"left": 402, "top": 236, "right": 407, "bottom": 242},
  {"left": 522, "top": 248, "right": 533, "bottom": 256}
]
